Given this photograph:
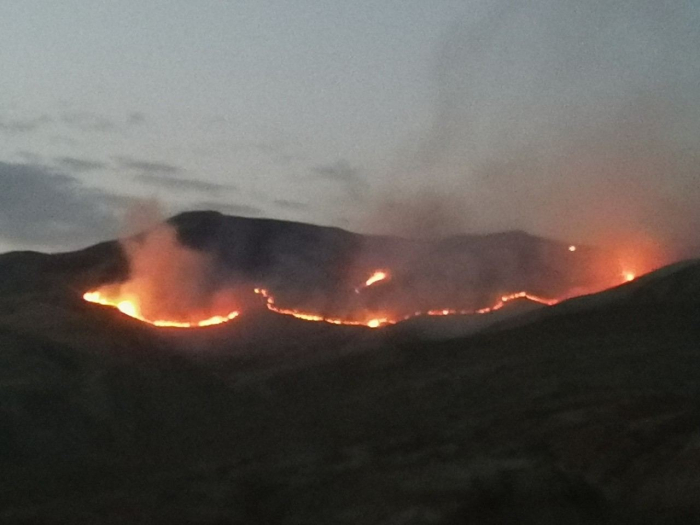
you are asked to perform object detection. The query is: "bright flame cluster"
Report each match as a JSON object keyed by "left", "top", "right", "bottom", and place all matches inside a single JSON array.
[
  {"left": 365, "top": 271, "right": 388, "bottom": 287},
  {"left": 83, "top": 291, "right": 239, "bottom": 328}
]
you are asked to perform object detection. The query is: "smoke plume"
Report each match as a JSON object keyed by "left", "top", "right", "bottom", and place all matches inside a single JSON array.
[
  {"left": 371, "top": 0, "right": 700, "bottom": 267},
  {"left": 96, "top": 202, "right": 239, "bottom": 323}
]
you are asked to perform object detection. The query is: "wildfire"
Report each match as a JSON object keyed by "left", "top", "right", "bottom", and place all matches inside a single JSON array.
[
  {"left": 355, "top": 270, "right": 390, "bottom": 293},
  {"left": 83, "top": 264, "right": 642, "bottom": 331},
  {"left": 416, "top": 292, "right": 558, "bottom": 317},
  {"left": 253, "top": 286, "right": 559, "bottom": 329},
  {"left": 83, "top": 291, "right": 239, "bottom": 328},
  {"left": 365, "top": 271, "right": 388, "bottom": 287},
  {"left": 254, "top": 288, "right": 392, "bottom": 328}
]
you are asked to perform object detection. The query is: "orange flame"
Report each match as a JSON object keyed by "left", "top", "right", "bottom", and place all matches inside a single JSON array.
[
  {"left": 253, "top": 288, "right": 392, "bottom": 328},
  {"left": 253, "top": 287, "right": 559, "bottom": 329},
  {"left": 365, "top": 270, "right": 388, "bottom": 287},
  {"left": 418, "top": 292, "right": 558, "bottom": 317},
  {"left": 83, "top": 259, "right": 643, "bottom": 330},
  {"left": 83, "top": 291, "right": 239, "bottom": 328},
  {"left": 355, "top": 270, "right": 390, "bottom": 293}
]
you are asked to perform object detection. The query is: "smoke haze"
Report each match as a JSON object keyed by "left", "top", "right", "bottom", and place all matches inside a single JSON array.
[
  {"left": 372, "top": 0, "right": 700, "bottom": 263},
  {"left": 96, "top": 204, "right": 239, "bottom": 323}
]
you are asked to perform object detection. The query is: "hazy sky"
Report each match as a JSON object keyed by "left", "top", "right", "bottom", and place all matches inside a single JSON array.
[{"left": 1, "top": 1, "right": 698, "bottom": 255}]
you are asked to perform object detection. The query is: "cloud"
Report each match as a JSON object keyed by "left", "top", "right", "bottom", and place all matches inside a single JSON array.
[
  {"left": 117, "top": 156, "right": 237, "bottom": 194},
  {"left": 273, "top": 199, "right": 308, "bottom": 211},
  {"left": 60, "top": 111, "right": 116, "bottom": 132},
  {"left": 252, "top": 140, "right": 304, "bottom": 164},
  {"left": 135, "top": 173, "right": 237, "bottom": 194},
  {"left": 55, "top": 156, "right": 108, "bottom": 172},
  {"left": 310, "top": 160, "right": 368, "bottom": 200},
  {"left": 98, "top": 193, "right": 145, "bottom": 212},
  {"left": 0, "top": 161, "right": 121, "bottom": 248},
  {"left": 1, "top": 110, "right": 147, "bottom": 137},
  {"left": 252, "top": 140, "right": 287, "bottom": 156},
  {"left": 190, "top": 201, "right": 262, "bottom": 217},
  {"left": 127, "top": 112, "right": 146, "bottom": 125},
  {"left": 116, "top": 156, "right": 182, "bottom": 174},
  {"left": 0, "top": 115, "right": 52, "bottom": 135},
  {"left": 15, "top": 150, "right": 45, "bottom": 163}
]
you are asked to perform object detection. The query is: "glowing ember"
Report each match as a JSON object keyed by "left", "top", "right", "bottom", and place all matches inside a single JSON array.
[
  {"left": 355, "top": 270, "right": 390, "bottom": 293},
  {"left": 365, "top": 271, "right": 388, "bottom": 287},
  {"left": 83, "top": 291, "right": 239, "bottom": 328}
]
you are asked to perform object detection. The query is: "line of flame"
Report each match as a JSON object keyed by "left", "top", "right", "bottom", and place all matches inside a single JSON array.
[
  {"left": 253, "top": 288, "right": 392, "bottom": 328},
  {"left": 253, "top": 288, "right": 558, "bottom": 329},
  {"left": 84, "top": 268, "right": 635, "bottom": 330}
]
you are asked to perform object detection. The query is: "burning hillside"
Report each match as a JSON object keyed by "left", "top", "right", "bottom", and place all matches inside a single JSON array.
[
  {"left": 84, "top": 266, "right": 562, "bottom": 329},
  {"left": 82, "top": 223, "right": 240, "bottom": 328},
  {"left": 81, "top": 212, "right": 649, "bottom": 329},
  {"left": 82, "top": 290, "right": 238, "bottom": 328}
]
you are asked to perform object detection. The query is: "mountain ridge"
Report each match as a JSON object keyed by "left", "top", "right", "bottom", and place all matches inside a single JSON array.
[{"left": 1, "top": 211, "right": 621, "bottom": 317}]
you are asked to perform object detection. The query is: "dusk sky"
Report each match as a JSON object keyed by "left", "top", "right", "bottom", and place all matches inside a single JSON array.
[{"left": 1, "top": 1, "right": 698, "bottom": 255}]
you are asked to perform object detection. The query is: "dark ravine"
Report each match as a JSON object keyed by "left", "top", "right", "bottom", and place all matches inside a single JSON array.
[{"left": 0, "top": 213, "right": 699, "bottom": 523}]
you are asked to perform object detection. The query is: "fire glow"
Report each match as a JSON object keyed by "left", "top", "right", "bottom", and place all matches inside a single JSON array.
[
  {"left": 83, "top": 291, "right": 239, "bottom": 328},
  {"left": 355, "top": 270, "right": 389, "bottom": 293},
  {"left": 83, "top": 253, "right": 641, "bottom": 329},
  {"left": 254, "top": 287, "right": 392, "bottom": 328},
  {"left": 83, "top": 278, "right": 561, "bottom": 330},
  {"left": 365, "top": 270, "right": 388, "bottom": 287},
  {"left": 253, "top": 286, "right": 559, "bottom": 328}
]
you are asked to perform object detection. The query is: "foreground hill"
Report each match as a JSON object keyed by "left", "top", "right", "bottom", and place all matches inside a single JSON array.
[
  {"left": 0, "top": 215, "right": 699, "bottom": 523},
  {"left": 490, "top": 258, "right": 700, "bottom": 334}
]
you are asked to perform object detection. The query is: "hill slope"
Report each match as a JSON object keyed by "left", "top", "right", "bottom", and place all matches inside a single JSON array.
[{"left": 0, "top": 214, "right": 699, "bottom": 523}]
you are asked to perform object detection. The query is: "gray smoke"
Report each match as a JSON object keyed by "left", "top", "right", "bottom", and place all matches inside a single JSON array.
[{"left": 375, "top": 0, "right": 700, "bottom": 264}]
